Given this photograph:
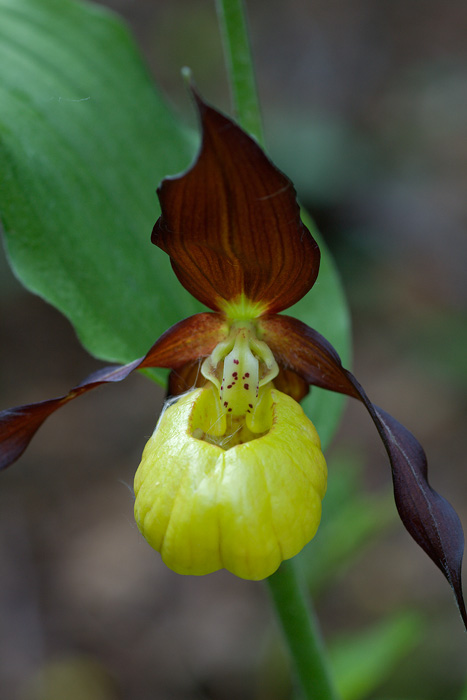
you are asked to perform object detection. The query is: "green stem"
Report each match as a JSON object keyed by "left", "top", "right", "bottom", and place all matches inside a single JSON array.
[
  {"left": 266, "top": 560, "right": 340, "bottom": 700},
  {"left": 215, "top": 0, "right": 264, "bottom": 144},
  {"left": 215, "top": 3, "right": 339, "bottom": 698}
]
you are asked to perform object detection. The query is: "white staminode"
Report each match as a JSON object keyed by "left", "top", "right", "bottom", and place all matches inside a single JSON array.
[{"left": 200, "top": 322, "right": 279, "bottom": 432}]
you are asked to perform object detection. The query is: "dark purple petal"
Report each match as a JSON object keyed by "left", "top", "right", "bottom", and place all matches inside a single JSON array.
[
  {"left": 0, "top": 313, "right": 226, "bottom": 470},
  {"left": 0, "top": 361, "right": 140, "bottom": 471},
  {"left": 259, "top": 314, "right": 467, "bottom": 627}
]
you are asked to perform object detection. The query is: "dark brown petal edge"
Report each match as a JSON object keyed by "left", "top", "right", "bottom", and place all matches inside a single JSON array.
[
  {"left": 259, "top": 314, "right": 467, "bottom": 629},
  {"left": 152, "top": 89, "right": 320, "bottom": 313},
  {"left": 168, "top": 359, "right": 208, "bottom": 397},
  {"left": 273, "top": 365, "right": 310, "bottom": 403},
  {"left": 0, "top": 313, "right": 226, "bottom": 471}
]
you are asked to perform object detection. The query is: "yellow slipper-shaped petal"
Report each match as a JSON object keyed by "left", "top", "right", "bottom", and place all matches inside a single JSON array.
[{"left": 134, "top": 386, "right": 327, "bottom": 580}]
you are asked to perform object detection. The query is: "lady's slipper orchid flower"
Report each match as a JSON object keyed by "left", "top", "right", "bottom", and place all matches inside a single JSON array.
[{"left": 0, "top": 91, "right": 465, "bottom": 624}]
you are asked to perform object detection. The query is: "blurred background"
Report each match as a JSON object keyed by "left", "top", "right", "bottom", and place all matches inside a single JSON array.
[{"left": 1, "top": 0, "right": 466, "bottom": 698}]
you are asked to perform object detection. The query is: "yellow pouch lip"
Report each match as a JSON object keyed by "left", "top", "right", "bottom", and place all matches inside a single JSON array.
[{"left": 134, "top": 387, "right": 326, "bottom": 580}]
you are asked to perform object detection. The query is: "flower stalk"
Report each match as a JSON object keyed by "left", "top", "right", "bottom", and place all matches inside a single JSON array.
[
  {"left": 214, "top": 0, "right": 342, "bottom": 695},
  {"left": 267, "top": 561, "right": 340, "bottom": 700},
  {"left": 215, "top": 0, "right": 264, "bottom": 144}
]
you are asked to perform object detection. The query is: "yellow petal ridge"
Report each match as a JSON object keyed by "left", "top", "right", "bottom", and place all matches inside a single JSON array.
[{"left": 134, "top": 387, "right": 327, "bottom": 580}]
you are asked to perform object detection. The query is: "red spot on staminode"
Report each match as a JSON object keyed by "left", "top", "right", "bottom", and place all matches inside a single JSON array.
[
  {"left": 232, "top": 372, "right": 238, "bottom": 378},
  {"left": 228, "top": 407, "right": 232, "bottom": 412},
  {"left": 248, "top": 403, "right": 253, "bottom": 409},
  {"left": 224, "top": 401, "right": 228, "bottom": 407},
  {"left": 227, "top": 384, "right": 232, "bottom": 389},
  {"left": 233, "top": 359, "right": 239, "bottom": 365},
  {"left": 244, "top": 383, "right": 249, "bottom": 390}
]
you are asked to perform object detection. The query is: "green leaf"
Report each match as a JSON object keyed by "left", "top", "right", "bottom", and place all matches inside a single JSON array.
[
  {"left": 291, "top": 214, "right": 351, "bottom": 447},
  {"left": 0, "top": 0, "right": 200, "bottom": 375},
  {"left": 297, "top": 451, "right": 395, "bottom": 593},
  {"left": 0, "top": 0, "right": 350, "bottom": 449},
  {"left": 330, "top": 612, "right": 424, "bottom": 700},
  {"left": 459, "top": 678, "right": 467, "bottom": 700}
]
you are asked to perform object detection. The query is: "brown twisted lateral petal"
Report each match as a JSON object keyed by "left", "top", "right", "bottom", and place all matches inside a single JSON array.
[
  {"left": 259, "top": 313, "right": 467, "bottom": 629},
  {"left": 152, "top": 90, "right": 320, "bottom": 314},
  {"left": 0, "top": 312, "right": 225, "bottom": 471}
]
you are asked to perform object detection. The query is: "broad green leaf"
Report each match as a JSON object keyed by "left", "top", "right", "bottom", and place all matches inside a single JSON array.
[
  {"left": 0, "top": 0, "right": 350, "bottom": 448},
  {"left": 0, "top": 0, "right": 199, "bottom": 369},
  {"left": 292, "top": 215, "right": 351, "bottom": 446}
]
